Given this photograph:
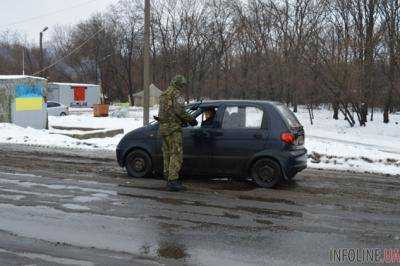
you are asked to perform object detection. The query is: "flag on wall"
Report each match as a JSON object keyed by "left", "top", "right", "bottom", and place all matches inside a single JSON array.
[
  {"left": 73, "top": 86, "right": 86, "bottom": 101},
  {"left": 15, "top": 84, "right": 43, "bottom": 111}
]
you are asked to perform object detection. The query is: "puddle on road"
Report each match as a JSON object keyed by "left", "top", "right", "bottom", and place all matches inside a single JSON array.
[{"left": 157, "top": 242, "right": 188, "bottom": 259}]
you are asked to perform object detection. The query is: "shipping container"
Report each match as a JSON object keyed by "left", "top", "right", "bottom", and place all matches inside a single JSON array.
[
  {"left": 47, "top": 82, "right": 101, "bottom": 108},
  {"left": 0, "top": 75, "right": 47, "bottom": 129}
]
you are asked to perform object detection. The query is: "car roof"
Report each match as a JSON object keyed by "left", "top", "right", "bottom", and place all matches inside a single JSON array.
[
  {"left": 47, "top": 101, "right": 64, "bottom": 105},
  {"left": 188, "top": 100, "right": 283, "bottom": 108}
]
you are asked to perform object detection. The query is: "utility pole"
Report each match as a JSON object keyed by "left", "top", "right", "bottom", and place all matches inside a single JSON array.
[
  {"left": 143, "top": 0, "right": 150, "bottom": 126},
  {"left": 39, "top": 26, "right": 48, "bottom": 78}
]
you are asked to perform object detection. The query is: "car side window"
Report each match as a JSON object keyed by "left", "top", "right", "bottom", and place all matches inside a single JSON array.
[
  {"left": 47, "top": 102, "right": 56, "bottom": 108},
  {"left": 186, "top": 107, "right": 218, "bottom": 129},
  {"left": 222, "top": 106, "right": 263, "bottom": 129},
  {"left": 246, "top": 107, "right": 263, "bottom": 128}
]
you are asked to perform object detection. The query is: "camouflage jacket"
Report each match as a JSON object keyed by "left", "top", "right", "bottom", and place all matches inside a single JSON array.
[{"left": 158, "top": 85, "right": 194, "bottom": 136}]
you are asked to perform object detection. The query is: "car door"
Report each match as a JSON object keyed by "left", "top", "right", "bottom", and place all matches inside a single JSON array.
[
  {"left": 181, "top": 106, "right": 219, "bottom": 176},
  {"left": 46, "top": 102, "right": 57, "bottom": 116},
  {"left": 53, "top": 103, "right": 62, "bottom": 115},
  {"left": 210, "top": 104, "right": 268, "bottom": 176}
]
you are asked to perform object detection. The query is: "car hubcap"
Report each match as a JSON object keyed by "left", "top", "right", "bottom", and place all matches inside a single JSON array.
[
  {"left": 132, "top": 158, "right": 145, "bottom": 172},
  {"left": 257, "top": 164, "right": 274, "bottom": 183}
]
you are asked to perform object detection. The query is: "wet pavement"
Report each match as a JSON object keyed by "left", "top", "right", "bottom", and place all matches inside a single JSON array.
[{"left": 0, "top": 144, "right": 399, "bottom": 265}]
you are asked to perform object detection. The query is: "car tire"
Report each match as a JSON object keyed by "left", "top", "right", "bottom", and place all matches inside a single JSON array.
[
  {"left": 60, "top": 112, "right": 67, "bottom": 116},
  {"left": 125, "top": 149, "right": 152, "bottom": 178},
  {"left": 251, "top": 158, "right": 282, "bottom": 188}
]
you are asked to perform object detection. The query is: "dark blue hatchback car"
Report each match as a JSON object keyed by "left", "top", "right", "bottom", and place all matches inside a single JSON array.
[{"left": 116, "top": 100, "right": 307, "bottom": 188}]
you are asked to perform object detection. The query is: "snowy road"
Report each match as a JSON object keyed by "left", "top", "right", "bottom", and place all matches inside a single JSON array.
[{"left": 0, "top": 144, "right": 399, "bottom": 265}]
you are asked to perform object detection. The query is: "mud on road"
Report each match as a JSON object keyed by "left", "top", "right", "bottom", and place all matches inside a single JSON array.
[{"left": 0, "top": 144, "right": 399, "bottom": 265}]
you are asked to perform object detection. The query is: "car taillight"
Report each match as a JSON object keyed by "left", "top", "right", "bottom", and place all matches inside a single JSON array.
[{"left": 281, "top": 132, "right": 295, "bottom": 144}]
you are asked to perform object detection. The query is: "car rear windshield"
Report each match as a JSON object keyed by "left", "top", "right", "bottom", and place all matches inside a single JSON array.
[{"left": 276, "top": 104, "right": 302, "bottom": 128}]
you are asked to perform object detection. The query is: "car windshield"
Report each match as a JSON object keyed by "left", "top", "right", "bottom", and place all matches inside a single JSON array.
[{"left": 276, "top": 104, "right": 301, "bottom": 128}]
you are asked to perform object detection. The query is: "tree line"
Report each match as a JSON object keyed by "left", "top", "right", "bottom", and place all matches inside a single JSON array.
[{"left": 0, "top": 0, "right": 399, "bottom": 126}]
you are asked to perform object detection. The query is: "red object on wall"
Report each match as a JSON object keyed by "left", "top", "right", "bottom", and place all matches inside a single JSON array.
[{"left": 73, "top": 87, "right": 86, "bottom": 101}]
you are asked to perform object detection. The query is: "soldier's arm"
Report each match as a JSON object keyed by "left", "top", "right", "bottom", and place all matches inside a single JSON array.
[{"left": 173, "top": 93, "right": 196, "bottom": 124}]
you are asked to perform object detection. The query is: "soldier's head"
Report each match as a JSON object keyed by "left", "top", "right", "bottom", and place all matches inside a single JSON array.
[{"left": 171, "top": 75, "right": 187, "bottom": 90}]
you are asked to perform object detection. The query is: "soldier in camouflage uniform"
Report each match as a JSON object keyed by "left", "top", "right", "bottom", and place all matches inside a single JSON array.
[{"left": 158, "top": 75, "right": 197, "bottom": 191}]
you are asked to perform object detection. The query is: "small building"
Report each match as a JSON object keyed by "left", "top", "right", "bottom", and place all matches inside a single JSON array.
[
  {"left": 47, "top": 82, "right": 101, "bottom": 108},
  {"left": 132, "top": 84, "right": 162, "bottom": 107},
  {"left": 0, "top": 75, "right": 48, "bottom": 129}
]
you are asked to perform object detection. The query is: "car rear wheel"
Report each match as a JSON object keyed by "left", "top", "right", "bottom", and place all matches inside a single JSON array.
[
  {"left": 60, "top": 112, "right": 67, "bottom": 116},
  {"left": 126, "top": 150, "right": 152, "bottom": 178},
  {"left": 251, "top": 158, "right": 282, "bottom": 188}
]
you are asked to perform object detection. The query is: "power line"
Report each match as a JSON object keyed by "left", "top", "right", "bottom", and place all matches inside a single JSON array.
[
  {"left": 32, "top": 26, "right": 105, "bottom": 76},
  {"left": 0, "top": 0, "right": 101, "bottom": 29}
]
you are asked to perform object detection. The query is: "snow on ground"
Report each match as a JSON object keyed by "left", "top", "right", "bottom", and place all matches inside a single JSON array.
[
  {"left": 296, "top": 107, "right": 400, "bottom": 175},
  {"left": 0, "top": 105, "right": 399, "bottom": 176}
]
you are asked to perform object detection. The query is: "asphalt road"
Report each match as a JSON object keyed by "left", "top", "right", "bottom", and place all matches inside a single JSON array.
[{"left": 0, "top": 144, "right": 399, "bottom": 265}]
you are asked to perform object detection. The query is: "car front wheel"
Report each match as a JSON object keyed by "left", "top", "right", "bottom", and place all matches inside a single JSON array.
[
  {"left": 125, "top": 150, "right": 152, "bottom": 178},
  {"left": 251, "top": 158, "right": 282, "bottom": 188}
]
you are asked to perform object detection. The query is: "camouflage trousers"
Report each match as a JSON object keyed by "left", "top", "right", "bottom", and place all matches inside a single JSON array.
[{"left": 162, "top": 131, "right": 183, "bottom": 181}]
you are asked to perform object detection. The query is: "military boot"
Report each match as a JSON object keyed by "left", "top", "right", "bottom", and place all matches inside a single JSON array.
[{"left": 167, "top": 180, "right": 187, "bottom": 192}]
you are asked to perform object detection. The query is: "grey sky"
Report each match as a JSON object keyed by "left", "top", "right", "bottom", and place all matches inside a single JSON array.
[{"left": 0, "top": 0, "right": 116, "bottom": 43}]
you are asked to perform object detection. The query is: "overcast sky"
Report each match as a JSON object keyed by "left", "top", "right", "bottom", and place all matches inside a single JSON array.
[{"left": 0, "top": 0, "right": 116, "bottom": 43}]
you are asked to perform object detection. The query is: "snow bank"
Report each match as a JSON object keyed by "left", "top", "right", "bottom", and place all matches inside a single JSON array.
[{"left": 0, "top": 123, "right": 119, "bottom": 150}]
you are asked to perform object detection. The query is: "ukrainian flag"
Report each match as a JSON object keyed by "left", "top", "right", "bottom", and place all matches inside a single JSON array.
[
  {"left": 16, "top": 98, "right": 43, "bottom": 111},
  {"left": 15, "top": 84, "right": 44, "bottom": 111}
]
